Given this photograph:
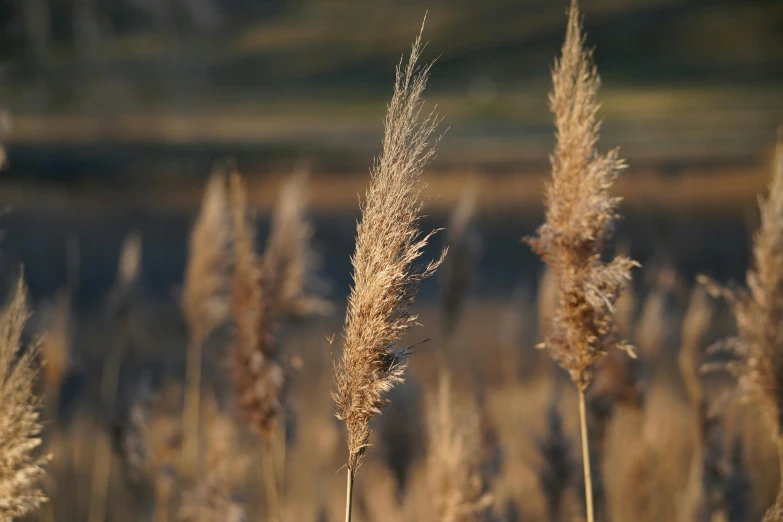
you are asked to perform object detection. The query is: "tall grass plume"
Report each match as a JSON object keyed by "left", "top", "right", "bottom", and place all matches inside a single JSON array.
[
  {"left": 181, "top": 171, "right": 231, "bottom": 477},
  {"left": 525, "top": 1, "right": 637, "bottom": 520},
  {"left": 331, "top": 21, "right": 446, "bottom": 522},
  {"left": 427, "top": 372, "right": 493, "bottom": 522},
  {"left": 701, "top": 134, "right": 783, "bottom": 519},
  {"left": 0, "top": 277, "right": 50, "bottom": 519}
]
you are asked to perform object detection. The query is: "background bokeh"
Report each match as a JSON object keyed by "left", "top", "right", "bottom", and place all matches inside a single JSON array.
[
  {"left": 1, "top": 0, "right": 782, "bottom": 305},
  {"left": 2, "top": 2, "right": 783, "bottom": 521}
]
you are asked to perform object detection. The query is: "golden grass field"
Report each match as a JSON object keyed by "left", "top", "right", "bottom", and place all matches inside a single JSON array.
[{"left": 2, "top": 2, "right": 783, "bottom": 522}]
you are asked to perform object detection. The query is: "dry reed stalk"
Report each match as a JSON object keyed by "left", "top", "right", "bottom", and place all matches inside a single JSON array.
[
  {"left": 115, "top": 378, "right": 184, "bottom": 521},
  {"left": 228, "top": 171, "right": 284, "bottom": 522},
  {"left": 331, "top": 22, "right": 446, "bottom": 522},
  {"left": 701, "top": 135, "right": 783, "bottom": 520},
  {"left": 181, "top": 171, "right": 231, "bottom": 479},
  {"left": 524, "top": 3, "right": 637, "bottom": 521},
  {"left": 262, "top": 167, "right": 332, "bottom": 321},
  {"left": 677, "top": 285, "right": 727, "bottom": 522},
  {"left": 260, "top": 167, "right": 332, "bottom": 508},
  {"left": 0, "top": 276, "right": 49, "bottom": 519},
  {"left": 177, "top": 413, "right": 248, "bottom": 522},
  {"left": 439, "top": 183, "right": 480, "bottom": 337},
  {"left": 681, "top": 290, "right": 730, "bottom": 522},
  {"left": 229, "top": 167, "right": 330, "bottom": 522},
  {"left": 427, "top": 372, "right": 493, "bottom": 522},
  {"left": 88, "top": 231, "right": 143, "bottom": 522}
]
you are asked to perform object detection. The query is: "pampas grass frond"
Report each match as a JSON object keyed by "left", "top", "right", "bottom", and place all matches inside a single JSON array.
[
  {"left": 182, "top": 171, "right": 231, "bottom": 476},
  {"left": 331, "top": 21, "right": 446, "bottom": 522},
  {"left": 704, "top": 137, "right": 783, "bottom": 431},
  {"left": 262, "top": 168, "right": 332, "bottom": 321},
  {"left": 525, "top": 0, "right": 637, "bottom": 392},
  {"left": 427, "top": 372, "right": 493, "bottom": 522},
  {"left": 524, "top": 2, "right": 637, "bottom": 521},
  {"left": 229, "top": 170, "right": 285, "bottom": 437},
  {"left": 332, "top": 22, "right": 446, "bottom": 475},
  {"left": 0, "top": 276, "right": 49, "bottom": 519},
  {"left": 182, "top": 171, "right": 232, "bottom": 343},
  {"left": 177, "top": 414, "right": 248, "bottom": 522},
  {"left": 702, "top": 134, "right": 783, "bottom": 518}
]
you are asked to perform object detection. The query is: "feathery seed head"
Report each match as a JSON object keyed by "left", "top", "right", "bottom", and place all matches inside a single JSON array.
[
  {"left": 702, "top": 136, "right": 783, "bottom": 436},
  {"left": 525, "top": 0, "right": 637, "bottom": 392},
  {"left": 427, "top": 372, "right": 493, "bottom": 522},
  {"left": 0, "top": 277, "right": 49, "bottom": 519},
  {"left": 333, "top": 25, "right": 446, "bottom": 472},
  {"left": 182, "top": 171, "right": 232, "bottom": 343},
  {"left": 261, "top": 168, "right": 332, "bottom": 321},
  {"left": 228, "top": 171, "right": 285, "bottom": 436},
  {"left": 177, "top": 415, "right": 248, "bottom": 522}
]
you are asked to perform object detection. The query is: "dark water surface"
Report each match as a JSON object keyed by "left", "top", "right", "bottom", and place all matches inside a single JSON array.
[{"left": 0, "top": 205, "right": 751, "bottom": 310}]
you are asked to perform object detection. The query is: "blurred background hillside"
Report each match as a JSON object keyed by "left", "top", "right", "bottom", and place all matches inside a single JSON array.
[{"left": 0, "top": 0, "right": 782, "bottom": 301}]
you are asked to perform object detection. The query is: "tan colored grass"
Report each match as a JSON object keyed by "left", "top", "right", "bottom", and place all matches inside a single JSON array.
[
  {"left": 88, "top": 231, "right": 144, "bottom": 522},
  {"left": 702, "top": 134, "right": 783, "bottom": 518},
  {"left": 181, "top": 171, "right": 231, "bottom": 477},
  {"left": 427, "top": 372, "right": 492, "bottom": 522},
  {"left": 228, "top": 169, "right": 289, "bottom": 522},
  {"left": 182, "top": 171, "right": 232, "bottom": 343},
  {"left": 262, "top": 167, "right": 332, "bottom": 320},
  {"left": 228, "top": 169, "right": 285, "bottom": 436},
  {"left": 0, "top": 276, "right": 50, "bottom": 519},
  {"left": 331, "top": 21, "right": 446, "bottom": 522},
  {"left": 524, "top": 2, "right": 637, "bottom": 520},
  {"left": 526, "top": 0, "right": 636, "bottom": 392},
  {"left": 177, "top": 411, "right": 248, "bottom": 522}
]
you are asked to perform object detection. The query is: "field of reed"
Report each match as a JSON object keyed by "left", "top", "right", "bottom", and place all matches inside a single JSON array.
[{"left": 2, "top": 1, "right": 783, "bottom": 521}]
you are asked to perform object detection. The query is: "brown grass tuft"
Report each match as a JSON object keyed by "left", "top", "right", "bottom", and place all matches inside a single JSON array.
[
  {"left": 0, "top": 276, "right": 50, "bottom": 519},
  {"left": 332, "top": 23, "right": 446, "bottom": 475}
]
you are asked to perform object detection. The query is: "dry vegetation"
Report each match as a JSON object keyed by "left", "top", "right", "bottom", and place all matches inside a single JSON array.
[{"left": 3, "top": 2, "right": 783, "bottom": 522}]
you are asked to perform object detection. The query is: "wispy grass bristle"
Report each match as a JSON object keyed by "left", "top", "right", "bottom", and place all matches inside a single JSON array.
[
  {"left": 0, "top": 276, "right": 50, "bottom": 519},
  {"left": 524, "top": 2, "right": 637, "bottom": 520},
  {"left": 702, "top": 134, "right": 783, "bottom": 519},
  {"left": 332, "top": 20, "right": 446, "bottom": 522},
  {"left": 427, "top": 372, "right": 493, "bottom": 522}
]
